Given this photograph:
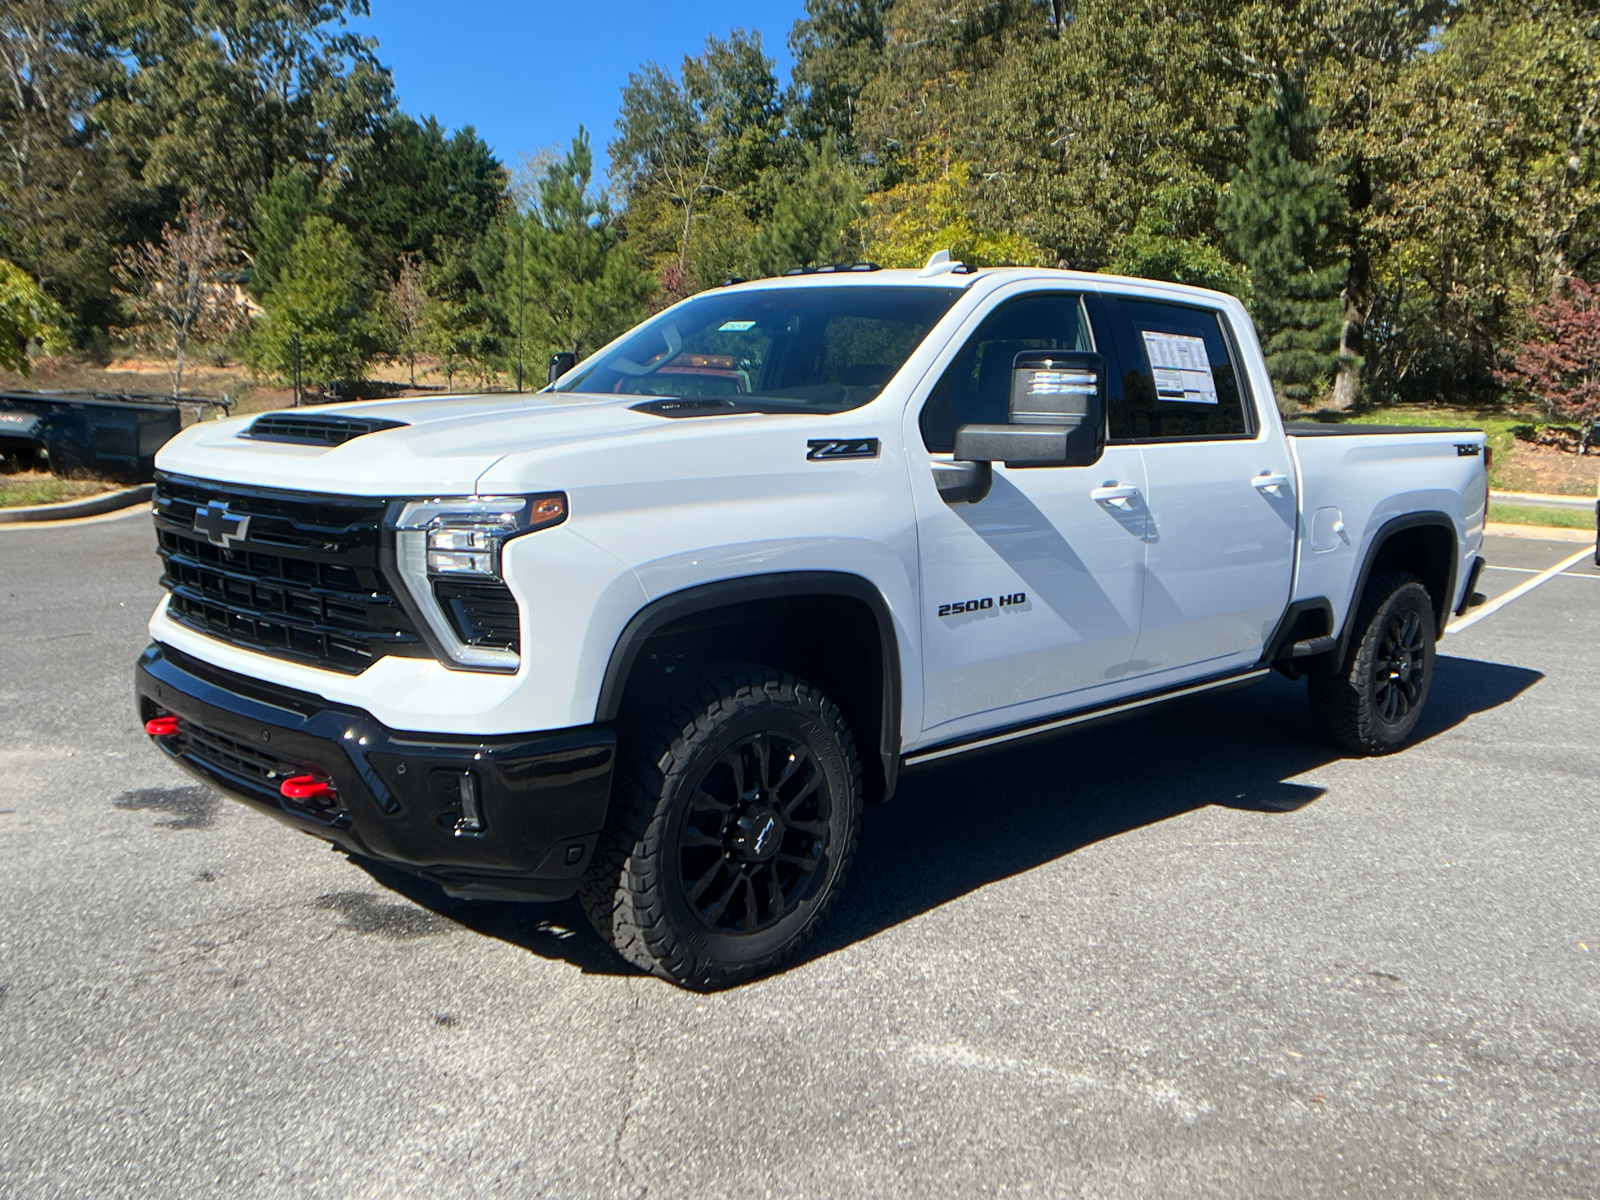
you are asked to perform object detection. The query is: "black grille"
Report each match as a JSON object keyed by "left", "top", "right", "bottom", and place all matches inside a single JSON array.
[
  {"left": 434, "top": 579, "right": 521, "bottom": 652},
  {"left": 153, "top": 475, "right": 426, "bottom": 673},
  {"left": 244, "top": 413, "right": 406, "bottom": 446}
]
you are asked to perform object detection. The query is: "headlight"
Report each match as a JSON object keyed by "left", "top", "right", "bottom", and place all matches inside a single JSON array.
[
  {"left": 388, "top": 493, "right": 567, "bottom": 671},
  {"left": 395, "top": 494, "right": 567, "bottom": 579}
]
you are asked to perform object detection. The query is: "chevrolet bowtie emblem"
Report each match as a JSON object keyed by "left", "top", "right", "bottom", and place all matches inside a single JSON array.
[{"left": 192, "top": 501, "right": 250, "bottom": 548}]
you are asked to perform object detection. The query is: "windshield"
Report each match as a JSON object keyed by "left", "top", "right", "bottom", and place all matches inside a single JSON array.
[{"left": 554, "top": 285, "right": 962, "bottom": 414}]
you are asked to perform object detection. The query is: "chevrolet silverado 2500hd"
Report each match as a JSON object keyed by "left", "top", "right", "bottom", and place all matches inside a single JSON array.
[{"left": 136, "top": 261, "right": 1490, "bottom": 988}]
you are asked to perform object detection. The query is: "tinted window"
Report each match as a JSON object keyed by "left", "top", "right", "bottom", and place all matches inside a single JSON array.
[
  {"left": 1104, "top": 298, "right": 1250, "bottom": 440},
  {"left": 919, "top": 293, "right": 1092, "bottom": 452},
  {"left": 556, "top": 285, "right": 960, "bottom": 414}
]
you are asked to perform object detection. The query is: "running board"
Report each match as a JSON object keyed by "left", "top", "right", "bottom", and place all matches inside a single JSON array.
[{"left": 901, "top": 668, "right": 1272, "bottom": 771}]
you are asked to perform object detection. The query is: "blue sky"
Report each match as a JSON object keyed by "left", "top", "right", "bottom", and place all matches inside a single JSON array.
[{"left": 352, "top": 1, "right": 804, "bottom": 186}]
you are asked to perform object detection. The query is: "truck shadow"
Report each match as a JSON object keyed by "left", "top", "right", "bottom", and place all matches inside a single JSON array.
[{"left": 350, "top": 654, "right": 1541, "bottom": 979}]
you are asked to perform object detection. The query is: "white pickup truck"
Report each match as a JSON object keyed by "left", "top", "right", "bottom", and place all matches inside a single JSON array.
[{"left": 136, "top": 260, "right": 1490, "bottom": 987}]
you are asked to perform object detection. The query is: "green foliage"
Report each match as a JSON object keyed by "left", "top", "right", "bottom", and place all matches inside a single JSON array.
[
  {"left": 856, "top": 158, "right": 1047, "bottom": 269},
  {"left": 746, "top": 141, "right": 864, "bottom": 276},
  {"left": 249, "top": 167, "right": 324, "bottom": 300},
  {"left": 508, "top": 131, "right": 653, "bottom": 369},
  {"left": 1110, "top": 180, "right": 1251, "bottom": 298},
  {"left": 4, "top": 0, "right": 1595, "bottom": 412},
  {"left": 611, "top": 31, "right": 785, "bottom": 288},
  {"left": 337, "top": 114, "right": 508, "bottom": 275},
  {"left": 249, "top": 215, "right": 376, "bottom": 391},
  {"left": 0, "top": 258, "right": 68, "bottom": 374},
  {"left": 786, "top": 0, "right": 894, "bottom": 150},
  {"left": 1220, "top": 82, "right": 1349, "bottom": 407},
  {"left": 89, "top": 0, "right": 393, "bottom": 222}
]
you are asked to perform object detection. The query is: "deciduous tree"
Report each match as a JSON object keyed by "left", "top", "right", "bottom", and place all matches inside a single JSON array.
[
  {"left": 1496, "top": 278, "right": 1600, "bottom": 423},
  {"left": 113, "top": 203, "right": 245, "bottom": 396},
  {"left": 0, "top": 257, "right": 67, "bottom": 373}
]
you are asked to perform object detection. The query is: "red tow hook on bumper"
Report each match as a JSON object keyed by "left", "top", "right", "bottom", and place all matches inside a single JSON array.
[
  {"left": 144, "top": 715, "right": 180, "bottom": 737},
  {"left": 280, "top": 775, "right": 336, "bottom": 802}
]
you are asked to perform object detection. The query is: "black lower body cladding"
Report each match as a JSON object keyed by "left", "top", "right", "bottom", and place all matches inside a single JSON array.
[{"left": 135, "top": 643, "right": 616, "bottom": 901}]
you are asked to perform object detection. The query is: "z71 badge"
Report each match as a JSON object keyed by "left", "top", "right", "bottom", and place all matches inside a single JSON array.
[{"left": 807, "top": 438, "right": 879, "bottom": 461}]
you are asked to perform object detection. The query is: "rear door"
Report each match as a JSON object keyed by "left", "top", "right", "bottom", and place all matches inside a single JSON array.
[
  {"left": 1098, "top": 294, "right": 1296, "bottom": 677},
  {"left": 908, "top": 287, "right": 1150, "bottom": 738}
]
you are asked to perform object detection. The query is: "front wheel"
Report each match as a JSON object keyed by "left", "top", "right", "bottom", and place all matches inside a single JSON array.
[
  {"left": 580, "top": 664, "right": 862, "bottom": 989},
  {"left": 1309, "top": 569, "right": 1437, "bottom": 755}
]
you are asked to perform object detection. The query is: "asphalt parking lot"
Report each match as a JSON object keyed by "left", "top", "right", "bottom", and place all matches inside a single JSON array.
[{"left": 2, "top": 512, "right": 1597, "bottom": 1198}]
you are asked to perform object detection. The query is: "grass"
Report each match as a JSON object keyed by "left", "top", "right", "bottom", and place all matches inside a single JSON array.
[
  {"left": 0, "top": 475, "right": 119, "bottom": 508},
  {"left": 1488, "top": 502, "right": 1596, "bottom": 530}
]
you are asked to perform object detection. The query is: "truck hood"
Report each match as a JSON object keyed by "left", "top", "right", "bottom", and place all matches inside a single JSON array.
[{"left": 154, "top": 393, "right": 693, "bottom": 495}]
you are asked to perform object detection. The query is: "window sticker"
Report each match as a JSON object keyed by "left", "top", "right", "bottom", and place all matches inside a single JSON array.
[
  {"left": 718, "top": 320, "right": 757, "bottom": 332},
  {"left": 1140, "top": 331, "right": 1218, "bottom": 404}
]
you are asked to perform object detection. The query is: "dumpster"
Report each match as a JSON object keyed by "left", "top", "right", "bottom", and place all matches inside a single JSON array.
[{"left": 0, "top": 392, "right": 228, "bottom": 484}]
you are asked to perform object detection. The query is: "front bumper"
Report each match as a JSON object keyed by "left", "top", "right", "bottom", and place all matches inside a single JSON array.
[{"left": 135, "top": 642, "right": 615, "bottom": 901}]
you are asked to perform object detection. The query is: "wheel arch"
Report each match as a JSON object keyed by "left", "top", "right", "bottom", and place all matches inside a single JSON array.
[
  {"left": 1335, "top": 513, "right": 1459, "bottom": 661},
  {"left": 597, "top": 572, "right": 903, "bottom": 803}
]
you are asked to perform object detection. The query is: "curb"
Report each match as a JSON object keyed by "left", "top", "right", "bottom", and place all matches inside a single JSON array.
[
  {"left": 0, "top": 483, "right": 154, "bottom": 524},
  {"left": 1484, "top": 521, "right": 1595, "bottom": 544},
  {"left": 1491, "top": 490, "right": 1596, "bottom": 511}
]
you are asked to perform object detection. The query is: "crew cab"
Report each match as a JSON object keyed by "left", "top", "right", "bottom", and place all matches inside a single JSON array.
[{"left": 135, "top": 259, "right": 1489, "bottom": 988}]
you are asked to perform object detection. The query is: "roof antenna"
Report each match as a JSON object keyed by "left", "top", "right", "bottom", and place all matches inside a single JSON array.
[{"left": 919, "top": 248, "right": 963, "bottom": 277}]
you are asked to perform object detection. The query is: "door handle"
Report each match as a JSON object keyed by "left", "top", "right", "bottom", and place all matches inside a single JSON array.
[
  {"left": 1090, "top": 484, "right": 1141, "bottom": 509},
  {"left": 1252, "top": 472, "right": 1290, "bottom": 495}
]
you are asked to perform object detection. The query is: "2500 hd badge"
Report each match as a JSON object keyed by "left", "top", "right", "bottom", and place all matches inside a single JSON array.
[{"left": 939, "top": 592, "right": 1028, "bottom": 617}]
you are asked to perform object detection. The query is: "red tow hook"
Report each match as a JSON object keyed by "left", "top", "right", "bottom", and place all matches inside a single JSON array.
[
  {"left": 144, "top": 715, "right": 180, "bottom": 737},
  {"left": 280, "top": 775, "right": 336, "bottom": 802}
]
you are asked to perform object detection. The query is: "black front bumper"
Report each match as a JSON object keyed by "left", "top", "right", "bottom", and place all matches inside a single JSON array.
[{"left": 135, "top": 643, "right": 615, "bottom": 901}]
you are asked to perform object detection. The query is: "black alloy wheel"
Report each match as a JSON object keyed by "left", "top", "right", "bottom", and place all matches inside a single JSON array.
[
  {"left": 1309, "top": 569, "right": 1436, "bottom": 755},
  {"left": 1372, "top": 604, "right": 1427, "bottom": 724},
  {"left": 580, "top": 663, "right": 862, "bottom": 989},
  {"left": 677, "top": 732, "right": 832, "bottom": 936}
]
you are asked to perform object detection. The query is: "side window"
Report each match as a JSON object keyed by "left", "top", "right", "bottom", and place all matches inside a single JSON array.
[
  {"left": 919, "top": 292, "right": 1092, "bottom": 453},
  {"left": 1104, "top": 298, "right": 1252, "bottom": 441}
]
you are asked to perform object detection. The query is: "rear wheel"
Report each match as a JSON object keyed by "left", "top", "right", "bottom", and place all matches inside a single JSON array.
[
  {"left": 1309, "top": 569, "right": 1436, "bottom": 755},
  {"left": 580, "top": 663, "right": 862, "bottom": 989}
]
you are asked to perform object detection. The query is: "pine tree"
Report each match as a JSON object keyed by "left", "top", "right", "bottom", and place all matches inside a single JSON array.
[
  {"left": 249, "top": 216, "right": 378, "bottom": 396},
  {"left": 249, "top": 167, "right": 323, "bottom": 301},
  {"left": 1220, "top": 80, "right": 1350, "bottom": 410},
  {"left": 515, "top": 131, "right": 653, "bottom": 364},
  {"left": 744, "top": 141, "right": 863, "bottom": 276}
]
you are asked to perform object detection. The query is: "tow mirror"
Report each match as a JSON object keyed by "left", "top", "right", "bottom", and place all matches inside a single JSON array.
[
  {"left": 547, "top": 352, "right": 577, "bottom": 385},
  {"left": 951, "top": 350, "right": 1107, "bottom": 469}
]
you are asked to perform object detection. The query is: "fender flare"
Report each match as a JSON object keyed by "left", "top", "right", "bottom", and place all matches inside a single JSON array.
[
  {"left": 1332, "top": 511, "right": 1459, "bottom": 663},
  {"left": 595, "top": 571, "right": 903, "bottom": 800}
]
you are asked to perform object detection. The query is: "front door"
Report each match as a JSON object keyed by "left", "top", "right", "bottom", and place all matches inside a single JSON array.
[
  {"left": 1097, "top": 293, "right": 1296, "bottom": 677},
  {"left": 910, "top": 290, "right": 1150, "bottom": 739}
]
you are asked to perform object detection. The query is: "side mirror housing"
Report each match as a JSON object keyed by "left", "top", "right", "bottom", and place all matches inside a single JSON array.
[
  {"left": 952, "top": 350, "right": 1107, "bottom": 468},
  {"left": 547, "top": 351, "right": 577, "bottom": 385}
]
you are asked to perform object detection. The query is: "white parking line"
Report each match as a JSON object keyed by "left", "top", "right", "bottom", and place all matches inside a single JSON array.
[
  {"left": 1484, "top": 564, "right": 1600, "bottom": 577},
  {"left": 1447, "top": 546, "right": 1595, "bottom": 633}
]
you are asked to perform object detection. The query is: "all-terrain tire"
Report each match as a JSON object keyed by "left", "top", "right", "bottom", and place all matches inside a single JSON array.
[
  {"left": 579, "top": 663, "right": 862, "bottom": 989},
  {"left": 1308, "top": 569, "right": 1437, "bottom": 755}
]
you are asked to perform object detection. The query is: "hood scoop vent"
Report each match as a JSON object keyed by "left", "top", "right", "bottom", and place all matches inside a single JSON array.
[
  {"left": 630, "top": 398, "right": 769, "bottom": 419},
  {"left": 244, "top": 413, "right": 408, "bottom": 446}
]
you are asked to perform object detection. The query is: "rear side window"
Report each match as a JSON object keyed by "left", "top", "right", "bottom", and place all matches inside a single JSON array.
[
  {"left": 919, "top": 292, "right": 1093, "bottom": 452},
  {"left": 1103, "top": 298, "right": 1252, "bottom": 441}
]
